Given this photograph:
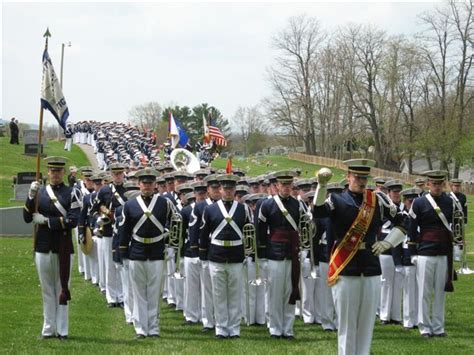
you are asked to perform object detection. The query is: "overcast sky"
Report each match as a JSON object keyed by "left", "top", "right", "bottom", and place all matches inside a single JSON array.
[{"left": 2, "top": 1, "right": 440, "bottom": 129}]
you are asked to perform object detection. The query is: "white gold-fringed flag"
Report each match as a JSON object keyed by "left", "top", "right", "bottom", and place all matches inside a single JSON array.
[{"left": 41, "top": 49, "right": 69, "bottom": 131}]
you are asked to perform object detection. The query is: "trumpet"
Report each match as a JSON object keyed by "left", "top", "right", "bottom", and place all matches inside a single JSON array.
[
  {"left": 168, "top": 213, "right": 185, "bottom": 279},
  {"left": 453, "top": 208, "right": 473, "bottom": 274},
  {"left": 299, "top": 210, "right": 317, "bottom": 279}
]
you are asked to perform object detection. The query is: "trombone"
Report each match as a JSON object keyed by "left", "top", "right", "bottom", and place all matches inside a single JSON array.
[
  {"left": 243, "top": 222, "right": 264, "bottom": 326},
  {"left": 168, "top": 212, "right": 185, "bottom": 279},
  {"left": 243, "top": 223, "right": 263, "bottom": 286},
  {"left": 299, "top": 210, "right": 317, "bottom": 279}
]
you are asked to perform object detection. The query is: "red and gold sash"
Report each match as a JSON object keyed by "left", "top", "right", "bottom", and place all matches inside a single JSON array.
[{"left": 328, "top": 190, "right": 376, "bottom": 286}]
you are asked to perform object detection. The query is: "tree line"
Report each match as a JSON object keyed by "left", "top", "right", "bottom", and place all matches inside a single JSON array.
[{"left": 262, "top": 1, "right": 473, "bottom": 174}]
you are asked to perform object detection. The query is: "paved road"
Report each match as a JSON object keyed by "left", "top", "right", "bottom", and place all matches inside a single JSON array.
[{"left": 76, "top": 143, "right": 99, "bottom": 170}]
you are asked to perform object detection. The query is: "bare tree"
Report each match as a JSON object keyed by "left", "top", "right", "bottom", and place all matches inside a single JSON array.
[
  {"left": 267, "top": 15, "right": 326, "bottom": 154},
  {"left": 128, "top": 102, "right": 162, "bottom": 132}
]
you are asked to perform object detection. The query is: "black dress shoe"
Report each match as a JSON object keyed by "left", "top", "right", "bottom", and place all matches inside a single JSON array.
[
  {"left": 390, "top": 320, "right": 402, "bottom": 325},
  {"left": 40, "top": 335, "right": 56, "bottom": 340},
  {"left": 229, "top": 335, "right": 240, "bottom": 339},
  {"left": 380, "top": 320, "right": 391, "bottom": 325},
  {"left": 202, "top": 327, "right": 214, "bottom": 333},
  {"left": 421, "top": 333, "right": 432, "bottom": 338},
  {"left": 215, "top": 335, "right": 227, "bottom": 339},
  {"left": 183, "top": 320, "right": 198, "bottom": 326},
  {"left": 270, "top": 335, "right": 281, "bottom": 339},
  {"left": 57, "top": 335, "right": 68, "bottom": 341},
  {"left": 433, "top": 333, "right": 447, "bottom": 337},
  {"left": 117, "top": 302, "right": 124, "bottom": 308},
  {"left": 107, "top": 303, "right": 116, "bottom": 308},
  {"left": 168, "top": 303, "right": 176, "bottom": 308},
  {"left": 135, "top": 334, "right": 146, "bottom": 339},
  {"left": 324, "top": 328, "right": 336, "bottom": 332},
  {"left": 149, "top": 334, "right": 160, "bottom": 338},
  {"left": 282, "top": 335, "right": 295, "bottom": 340}
]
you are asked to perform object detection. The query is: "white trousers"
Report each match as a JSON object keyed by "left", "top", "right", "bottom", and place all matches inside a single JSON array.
[
  {"left": 267, "top": 259, "right": 295, "bottom": 337},
  {"left": 64, "top": 138, "right": 72, "bottom": 151},
  {"left": 166, "top": 247, "right": 176, "bottom": 305},
  {"left": 318, "top": 262, "right": 337, "bottom": 330},
  {"left": 74, "top": 228, "right": 84, "bottom": 273},
  {"left": 97, "top": 237, "right": 106, "bottom": 292},
  {"left": 184, "top": 257, "right": 201, "bottom": 322},
  {"left": 102, "top": 237, "right": 123, "bottom": 303},
  {"left": 301, "top": 257, "right": 318, "bottom": 324},
  {"left": 130, "top": 260, "right": 164, "bottom": 336},
  {"left": 379, "top": 255, "right": 402, "bottom": 322},
  {"left": 403, "top": 265, "right": 418, "bottom": 328},
  {"left": 416, "top": 255, "right": 447, "bottom": 335},
  {"left": 209, "top": 261, "right": 243, "bottom": 337},
  {"left": 73, "top": 133, "right": 79, "bottom": 144},
  {"left": 89, "top": 237, "right": 99, "bottom": 284},
  {"left": 200, "top": 261, "right": 215, "bottom": 328},
  {"left": 119, "top": 260, "right": 134, "bottom": 323},
  {"left": 332, "top": 275, "right": 380, "bottom": 355},
  {"left": 243, "top": 257, "right": 266, "bottom": 325},
  {"left": 35, "top": 252, "right": 73, "bottom": 337},
  {"left": 174, "top": 257, "right": 185, "bottom": 311}
]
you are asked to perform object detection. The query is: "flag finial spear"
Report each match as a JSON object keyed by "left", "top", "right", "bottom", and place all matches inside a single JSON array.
[{"left": 43, "top": 27, "right": 51, "bottom": 49}]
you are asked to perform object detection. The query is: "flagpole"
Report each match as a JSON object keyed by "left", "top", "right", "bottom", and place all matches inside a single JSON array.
[{"left": 33, "top": 28, "right": 51, "bottom": 254}]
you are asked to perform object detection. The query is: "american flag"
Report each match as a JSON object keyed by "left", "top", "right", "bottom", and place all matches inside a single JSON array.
[{"left": 209, "top": 119, "right": 227, "bottom": 146}]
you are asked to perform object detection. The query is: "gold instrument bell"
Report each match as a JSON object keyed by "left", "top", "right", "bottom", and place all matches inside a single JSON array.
[{"left": 80, "top": 227, "right": 94, "bottom": 255}]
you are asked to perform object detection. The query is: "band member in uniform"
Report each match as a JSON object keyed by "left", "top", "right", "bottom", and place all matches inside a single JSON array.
[
  {"left": 119, "top": 168, "right": 175, "bottom": 338},
  {"left": 400, "top": 187, "right": 421, "bottom": 330},
  {"left": 449, "top": 178, "right": 468, "bottom": 261},
  {"left": 379, "top": 179, "right": 404, "bottom": 325},
  {"left": 241, "top": 193, "right": 268, "bottom": 326},
  {"left": 312, "top": 159, "right": 406, "bottom": 355},
  {"left": 199, "top": 174, "right": 251, "bottom": 339},
  {"left": 183, "top": 181, "right": 208, "bottom": 324},
  {"left": 24, "top": 156, "right": 80, "bottom": 340},
  {"left": 408, "top": 170, "right": 455, "bottom": 338},
  {"left": 256, "top": 170, "right": 301, "bottom": 340},
  {"left": 313, "top": 183, "right": 344, "bottom": 332},
  {"left": 189, "top": 174, "right": 221, "bottom": 332},
  {"left": 414, "top": 178, "right": 427, "bottom": 194},
  {"left": 93, "top": 162, "right": 127, "bottom": 307}
]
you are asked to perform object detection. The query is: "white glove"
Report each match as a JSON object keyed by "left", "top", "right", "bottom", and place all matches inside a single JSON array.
[
  {"left": 395, "top": 266, "right": 404, "bottom": 274},
  {"left": 317, "top": 168, "right": 333, "bottom": 185},
  {"left": 411, "top": 256, "right": 418, "bottom": 265},
  {"left": 122, "top": 259, "right": 130, "bottom": 270},
  {"left": 33, "top": 213, "right": 48, "bottom": 225},
  {"left": 313, "top": 265, "right": 321, "bottom": 279},
  {"left": 201, "top": 260, "right": 209, "bottom": 269},
  {"left": 372, "top": 240, "right": 392, "bottom": 256},
  {"left": 28, "top": 181, "right": 40, "bottom": 199}
]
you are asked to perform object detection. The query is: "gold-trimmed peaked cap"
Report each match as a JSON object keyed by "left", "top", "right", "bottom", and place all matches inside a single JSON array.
[
  {"left": 344, "top": 159, "right": 375, "bottom": 178},
  {"left": 423, "top": 170, "right": 447, "bottom": 182},
  {"left": 274, "top": 170, "right": 297, "bottom": 183},
  {"left": 217, "top": 174, "right": 240, "bottom": 188},
  {"left": 44, "top": 156, "right": 69, "bottom": 169},
  {"left": 109, "top": 162, "right": 126, "bottom": 173},
  {"left": 135, "top": 168, "right": 158, "bottom": 183}
]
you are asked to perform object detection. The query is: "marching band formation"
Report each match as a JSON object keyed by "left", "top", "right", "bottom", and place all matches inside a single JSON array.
[{"left": 23, "top": 124, "right": 469, "bottom": 355}]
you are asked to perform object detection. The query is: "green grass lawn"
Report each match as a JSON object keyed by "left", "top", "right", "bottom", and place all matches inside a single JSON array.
[
  {"left": 0, "top": 137, "right": 90, "bottom": 207},
  {"left": 0, "top": 237, "right": 473, "bottom": 354},
  {"left": 1, "top": 149, "right": 474, "bottom": 353}
]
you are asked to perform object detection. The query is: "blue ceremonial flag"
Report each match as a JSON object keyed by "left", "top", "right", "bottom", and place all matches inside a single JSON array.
[
  {"left": 175, "top": 118, "right": 189, "bottom": 147},
  {"left": 41, "top": 49, "right": 69, "bottom": 131}
]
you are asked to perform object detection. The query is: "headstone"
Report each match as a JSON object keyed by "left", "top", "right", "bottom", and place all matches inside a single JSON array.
[
  {"left": 24, "top": 129, "right": 47, "bottom": 155},
  {"left": 10, "top": 172, "right": 42, "bottom": 202}
]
